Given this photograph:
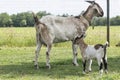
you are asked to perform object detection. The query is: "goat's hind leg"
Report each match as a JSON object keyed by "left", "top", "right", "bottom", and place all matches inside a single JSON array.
[
  {"left": 103, "top": 57, "right": 108, "bottom": 73},
  {"left": 46, "top": 44, "right": 52, "bottom": 69},
  {"left": 97, "top": 58, "right": 103, "bottom": 74},
  {"left": 72, "top": 42, "right": 79, "bottom": 66},
  {"left": 34, "top": 42, "right": 42, "bottom": 69}
]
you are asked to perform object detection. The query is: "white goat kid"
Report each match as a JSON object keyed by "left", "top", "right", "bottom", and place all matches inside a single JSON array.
[
  {"left": 32, "top": 1, "right": 104, "bottom": 69},
  {"left": 75, "top": 36, "right": 108, "bottom": 74}
]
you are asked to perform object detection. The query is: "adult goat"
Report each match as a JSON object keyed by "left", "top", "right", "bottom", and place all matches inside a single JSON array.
[{"left": 33, "top": 1, "right": 104, "bottom": 69}]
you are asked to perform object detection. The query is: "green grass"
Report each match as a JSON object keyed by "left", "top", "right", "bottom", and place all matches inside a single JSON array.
[
  {"left": 0, "top": 26, "right": 120, "bottom": 80},
  {"left": 0, "top": 47, "right": 120, "bottom": 80},
  {"left": 0, "top": 26, "right": 120, "bottom": 47},
  {"left": 0, "top": 27, "right": 36, "bottom": 47}
]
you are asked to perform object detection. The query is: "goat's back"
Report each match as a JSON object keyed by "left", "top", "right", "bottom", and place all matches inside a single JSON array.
[
  {"left": 85, "top": 45, "right": 104, "bottom": 59},
  {"left": 39, "top": 15, "right": 86, "bottom": 43}
]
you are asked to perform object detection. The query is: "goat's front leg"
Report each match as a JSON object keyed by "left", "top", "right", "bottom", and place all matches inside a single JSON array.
[
  {"left": 97, "top": 58, "right": 103, "bottom": 74},
  {"left": 82, "top": 59, "right": 87, "bottom": 74},
  {"left": 72, "top": 43, "right": 79, "bottom": 66},
  {"left": 46, "top": 44, "right": 52, "bottom": 69},
  {"left": 34, "top": 42, "right": 42, "bottom": 69}
]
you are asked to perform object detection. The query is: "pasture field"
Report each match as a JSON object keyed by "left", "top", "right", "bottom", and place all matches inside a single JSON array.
[
  {"left": 0, "top": 26, "right": 120, "bottom": 80},
  {"left": 0, "top": 26, "right": 120, "bottom": 47},
  {"left": 0, "top": 47, "right": 120, "bottom": 80}
]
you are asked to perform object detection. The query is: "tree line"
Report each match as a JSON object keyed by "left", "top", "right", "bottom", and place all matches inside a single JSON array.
[
  {"left": 0, "top": 11, "right": 51, "bottom": 27},
  {"left": 0, "top": 11, "right": 120, "bottom": 27}
]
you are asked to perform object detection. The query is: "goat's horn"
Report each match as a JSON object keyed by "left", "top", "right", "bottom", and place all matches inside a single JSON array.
[{"left": 86, "top": 0, "right": 95, "bottom": 4}]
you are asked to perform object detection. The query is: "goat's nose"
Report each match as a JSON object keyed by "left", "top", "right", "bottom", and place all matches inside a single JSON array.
[{"left": 100, "top": 11, "right": 104, "bottom": 17}]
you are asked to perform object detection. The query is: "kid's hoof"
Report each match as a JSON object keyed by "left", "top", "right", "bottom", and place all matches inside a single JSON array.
[
  {"left": 99, "top": 69, "right": 103, "bottom": 75},
  {"left": 82, "top": 71, "right": 86, "bottom": 74},
  {"left": 105, "top": 70, "right": 108, "bottom": 74},
  {"left": 34, "top": 65, "right": 39, "bottom": 69},
  {"left": 72, "top": 62, "right": 79, "bottom": 66},
  {"left": 88, "top": 70, "right": 92, "bottom": 72},
  {"left": 46, "top": 64, "right": 51, "bottom": 69}
]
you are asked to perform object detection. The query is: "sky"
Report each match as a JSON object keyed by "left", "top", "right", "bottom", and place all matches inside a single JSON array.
[{"left": 0, "top": 0, "right": 120, "bottom": 17}]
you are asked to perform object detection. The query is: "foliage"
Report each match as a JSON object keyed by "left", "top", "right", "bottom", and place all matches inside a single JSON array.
[
  {"left": 20, "top": 19, "right": 27, "bottom": 27},
  {"left": 37, "top": 11, "right": 51, "bottom": 18},
  {"left": 110, "top": 16, "right": 120, "bottom": 26},
  {"left": 0, "top": 11, "right": 51, "bottom": 27},
  {"left": 91, "top": 16, "right": 120, "bottom": 26},
  {"left": 91, "top": 17, "right": 107, "bottom": 26},
  {"left": 0, "top": 11, "right": 120, "bottom": 27},
  {"left": 0, "top": 13, "right": 11, "bottom": 27}
]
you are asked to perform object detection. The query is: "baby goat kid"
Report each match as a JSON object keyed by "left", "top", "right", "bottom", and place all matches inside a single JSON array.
[{"left": 75, "top": 36, "right": 108, "bottom": 74}]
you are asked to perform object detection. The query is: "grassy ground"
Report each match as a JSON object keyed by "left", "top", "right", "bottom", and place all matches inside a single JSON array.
[
  {"left": 0, "top": 27, "right": 36, "bottom": 47},
  {"left": 0, "top": 26, "right": 120, "bottom": 47},
  {"left": 0, "top": 26, "right": 120, "bottom": 80},
  {"left": 0, "top": 47, "right": 120, "bottom": 80}
]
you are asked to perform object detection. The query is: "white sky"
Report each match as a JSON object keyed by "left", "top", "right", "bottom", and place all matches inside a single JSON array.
[{"left": 0, "top": 0, "right": 120, "bottom": 17}]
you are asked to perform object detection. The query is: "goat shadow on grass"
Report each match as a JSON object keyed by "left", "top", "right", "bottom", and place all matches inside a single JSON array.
[
  {"left": 0, "top": 59, "right": 84, "bottom": 79},
  {"left": 0, "top": 56, "right": 120, "bottom": 79}
]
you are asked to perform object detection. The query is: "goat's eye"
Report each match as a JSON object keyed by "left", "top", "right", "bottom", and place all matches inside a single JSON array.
[{"left": 94, "top": 9, "right": 98, "bottom": 13}]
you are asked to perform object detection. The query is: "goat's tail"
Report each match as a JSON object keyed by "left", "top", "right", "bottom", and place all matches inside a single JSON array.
[
  {"left": 32, "top": 12, "right": 41, "bottom": 25},
  {"left": 103, "top": 41, "right": 109, "bottom": 71},
  {"left": 103, "top": 41, "right": 109, "bottom": 58},
  {"left": 104, "top": 41, "right": 109, "bottom": 48}
]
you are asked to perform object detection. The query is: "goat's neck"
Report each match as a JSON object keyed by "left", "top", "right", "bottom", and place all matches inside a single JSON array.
[
  {"left": 79, "top": 39, "right": 88, "bottom": 51},
  {"left": 79, "top": 16, "right": 89, "bottom": 30},
  {"left": 83, "top": 10, "right": 95, "bottom": 23}
]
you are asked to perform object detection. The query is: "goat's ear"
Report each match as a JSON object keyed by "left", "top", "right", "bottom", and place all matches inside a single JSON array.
[
  {"left": 79, "top": 34, "right": 84, "bottom": 39},
  {"left": 86, "top": 0, "right": 95, "bottom": 4},
  {"left": 32, "top": 12, "right": 40, "bottom": 25}
]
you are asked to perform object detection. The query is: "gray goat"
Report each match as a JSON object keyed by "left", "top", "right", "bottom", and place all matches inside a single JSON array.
[{"left": 32, "top": 1, "right": 104, "bottom": 69}]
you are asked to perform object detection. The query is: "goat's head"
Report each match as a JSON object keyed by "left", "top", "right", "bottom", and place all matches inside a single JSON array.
[{"left": 86, "top": 1, "right": 104, "bottom": 17}]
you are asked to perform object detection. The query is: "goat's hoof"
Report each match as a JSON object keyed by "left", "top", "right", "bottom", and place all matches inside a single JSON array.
[
  {"left": 72, "top": 62, "right": 79, "bottom": 66},
  {"left": 46, "top": 64, "right": 51, "bottom": 69},
  {"left": 99, "top": 70, "right": 103, "bottom": 75},
  {"left": 82, "top": 71, "right": 86, "bottom": 74},
  {"left": 87, "top": 68, "right": 92, "bottom": 72},
  {"left": 34, "top": 65, "right": 39, "bottom": 69},
  {"left": 105, "top": 70, "right": 108, "bottom": 74},
  {"left": 88, "top": 70, "right": 92, "bottom": 72}
]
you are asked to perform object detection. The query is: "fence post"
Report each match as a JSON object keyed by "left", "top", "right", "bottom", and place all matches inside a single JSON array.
[{"left": 107, "top": 0, "right": 110, "bottom": 46}]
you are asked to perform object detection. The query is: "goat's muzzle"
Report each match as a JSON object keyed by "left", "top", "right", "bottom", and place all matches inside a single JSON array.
[{"left": 100, "top": 11, "right": 104, "bottom": 17}]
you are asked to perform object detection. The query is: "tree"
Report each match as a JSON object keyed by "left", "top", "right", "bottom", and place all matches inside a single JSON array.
[
  {"left": 24, "top": 12, "right": 34, "bottom": 26},
  {"left": 1, "top": 11, "right": 120, "bottom": 27},
  {"left": 0, "top": 13, "right": 11, "bottom": 27},
  {"left": 110, "top": 16, "right": 120, "bottom": 25},
  {"left": 11, "top": 14, "right": 17, "bottom": 26},
  {"left": 7, "top": 19, "right": 13, "bottom": 27},
  {"left": 20, "top": 19, "right": 27, "bottom": 27},
  {"left": 91, "top": 17, "right": 107, "bottom": 26},
  {"left": 62, "top": 13, "right": 69, "bottom": 17},
  {"left": 37, "top": 11, "right": 51, "bottom": 18}
]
